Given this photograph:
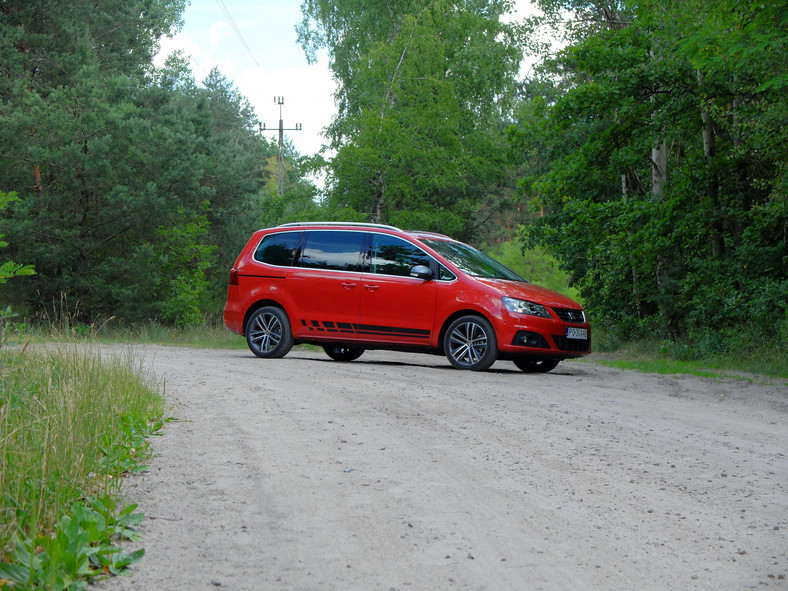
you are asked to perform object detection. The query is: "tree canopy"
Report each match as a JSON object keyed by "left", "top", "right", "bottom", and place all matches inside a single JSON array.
[
  {"left": 298, "top": 0, "right": 525, "bottom": 238},
  {"left": 0, "top": 0, "right": 301, "bottom": 324},
  {"left": 510, "top": 0, "right": 786, "bottom": 345},
  {"left": 0, "top": 0, "right": 784, "bottom": 353}
]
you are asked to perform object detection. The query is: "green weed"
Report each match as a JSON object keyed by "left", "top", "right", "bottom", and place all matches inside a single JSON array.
[
  {"left": 0, "top": 495, "right": 145, "bottom": 590},
  {"left": 0, "top": 345, "right": 165, "bottom": 588}
]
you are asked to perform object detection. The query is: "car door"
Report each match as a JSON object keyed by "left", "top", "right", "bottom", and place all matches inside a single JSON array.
[
  {"left": 286, "top": 230, "right": 365, "bottom": 341},
  {"left": 357, "top": 233, "right": 437, "bottom": 345}
]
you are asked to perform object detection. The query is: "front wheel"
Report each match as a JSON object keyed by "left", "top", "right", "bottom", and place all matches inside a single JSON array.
[
  {"left": 513, "top": 358, "right": 560, "bottom": 373},
  {"left": 323, "top": 345, "right": 365, "bottom": 362},
  {"left": 245, "top": 306, "right": 293, "bottom": 358},
  {"left": 444, "top": 315, "right": 498, "bottom": 371}
]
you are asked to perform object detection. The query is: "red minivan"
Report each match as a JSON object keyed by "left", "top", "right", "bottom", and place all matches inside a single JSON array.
[{"left": 223, "top": 222, "right": 591, "bottom": 372}]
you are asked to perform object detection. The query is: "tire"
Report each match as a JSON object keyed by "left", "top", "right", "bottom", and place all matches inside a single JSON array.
[
  {"left": 444, "top": 315, "right": 498, "bottom": 371},
  {"left": 513, "top": 358, "right": 560, "bottom": 373},
  {"left": 245, "top": 306, "right": 293, "bottom": 358},
  {"left": 323, "top": 345, "right": 365, "bottom": 362}
]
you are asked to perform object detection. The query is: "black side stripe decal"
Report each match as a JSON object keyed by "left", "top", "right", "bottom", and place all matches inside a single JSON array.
[
  {"left": 302, "top": 320, "right": 430, "bottom": 339},
  {"left": 354, "top": 324, "right": 430, "bottom": 338}
]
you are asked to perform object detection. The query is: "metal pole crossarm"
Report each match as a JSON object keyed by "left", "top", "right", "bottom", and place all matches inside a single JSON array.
[{"left": 258, "top": 97, "right": 302, "bottom": 196}]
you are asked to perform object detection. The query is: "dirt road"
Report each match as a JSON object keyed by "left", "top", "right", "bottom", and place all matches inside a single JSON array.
[{"left": 101, "top": 345, "right": 787, "bottom": 591}]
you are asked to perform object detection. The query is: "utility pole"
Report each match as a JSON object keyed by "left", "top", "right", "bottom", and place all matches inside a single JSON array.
[{"left": 260, "top": 97, "right": 302, "bottom": 195}]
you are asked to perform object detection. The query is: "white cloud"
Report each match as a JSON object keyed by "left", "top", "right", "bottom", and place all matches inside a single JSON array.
[
  {"left": 154, "top": 0, "right": 555, "bottom": 159},
  {"left": 208, "top": 20, "right": 233, "bottom": 48},
  {"left": 236, "top": 57, "right": 335, "bottom": 157},
  {"left": 154, "top": 1, "right": 334, "bottom": 158}
]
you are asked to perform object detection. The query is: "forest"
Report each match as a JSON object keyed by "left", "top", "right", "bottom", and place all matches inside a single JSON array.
[{"left": 0, "top": 0, "right": 785, "bottom": 357}]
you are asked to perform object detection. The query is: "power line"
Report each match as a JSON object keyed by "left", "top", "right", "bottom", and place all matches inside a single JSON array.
[{"left": 214, "top": 0, "right": 261, "bottom": 68}]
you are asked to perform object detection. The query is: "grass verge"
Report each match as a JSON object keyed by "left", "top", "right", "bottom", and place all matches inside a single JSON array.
[
  {"left": 4, "top": 316, "right": 784, "bottom": 380},
  {"left": 590, "top": 335, "right": 788, "bottom": 380},
  {"left": 0, "top": 344, "right": 166, "bottom": 589}
]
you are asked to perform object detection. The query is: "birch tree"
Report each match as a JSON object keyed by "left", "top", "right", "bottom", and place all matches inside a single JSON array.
[{"left": 298, "top": 0, "right": 525, "bottom": 237}]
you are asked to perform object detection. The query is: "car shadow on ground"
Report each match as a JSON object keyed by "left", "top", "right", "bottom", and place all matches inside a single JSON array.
[{"left": 229, "top": 349, "right": 590, "bottom": 377}]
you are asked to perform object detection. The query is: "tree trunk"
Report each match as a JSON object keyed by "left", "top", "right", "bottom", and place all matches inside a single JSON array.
[
  {"left": 732, "top": 91, "right": 750, "bottom": 243},
  {"left": 650, "top": 50, "right": 670, "bottom": 321},
  {"left": 651, "top": 140, "right": 667, "bottom": 199},
  {"left": 623, "top": 173, "right": 644, "bottom": 318},
  {"left": 697, "top": 70, "right": 724, "bottom": 258},
  {"left": 372, "top": 171, "right": 385, "bottom": 223}
]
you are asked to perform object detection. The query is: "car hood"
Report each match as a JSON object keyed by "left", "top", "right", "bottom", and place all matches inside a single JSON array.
[{"left": 474, "top": 278, "right": 582, "bottom": 309}]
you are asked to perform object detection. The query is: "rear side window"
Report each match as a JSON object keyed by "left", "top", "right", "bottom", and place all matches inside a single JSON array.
[
  {"left": 369, "top": 234, "right": 433, "bottom": 277},
  {"left": 254, "top": 231, "right": 302, "bottom": 266},
  {"left": 299, "top": 231, "right": 364, "bottom": 272}
]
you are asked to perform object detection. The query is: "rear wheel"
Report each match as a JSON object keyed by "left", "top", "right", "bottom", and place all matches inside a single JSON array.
[
  {"left": 513, "top": 358, "right": 560, "bottom": 373},
  {"left": 323, "top": 345, "right": 365, "bottom": 362},
  {"left": 245, "top": 306, "right": 293, "bottom": 358},
  {"left": 444, "top": 315, "right": 498, "bottom": 371}
]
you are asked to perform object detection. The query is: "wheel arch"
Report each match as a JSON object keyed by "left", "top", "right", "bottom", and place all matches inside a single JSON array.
[
  {"left": 437, "top": 309, "right": 495, "bottom": 354},
  {"left": 242, "top": 299, "right": 289, "bottom": 336}
]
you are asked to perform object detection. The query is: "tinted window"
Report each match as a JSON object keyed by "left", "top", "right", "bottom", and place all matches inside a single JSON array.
[
  {"left": 299, "top": 231, "right": 364, "bottom": 272},
  {"left": 369, "top": 234, "right": 433, "bottom": 277},
  {"left": 254, "top": 231, "right": 302, "bottom": 266},
  {"left": 439, "top": 265, "right": 456, "bottom": 281}
]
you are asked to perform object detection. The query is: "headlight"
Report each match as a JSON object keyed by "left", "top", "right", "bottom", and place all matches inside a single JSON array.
[{"left": 503, "top": 297, "right": 551, "bottom": 318}]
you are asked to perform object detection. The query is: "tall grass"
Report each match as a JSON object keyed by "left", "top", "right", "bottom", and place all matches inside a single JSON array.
[
  {"left": 0, "top": 344, "right": 165, "bottom": 560},
  {"left": 2, "top": 312, "right": 245, "bottom": 350},
  {"left": 591, "top": 330, "right": 788, "bottom": 379},
  {"left": 95, "top": 320, "right": 245, "bottom": 349}
]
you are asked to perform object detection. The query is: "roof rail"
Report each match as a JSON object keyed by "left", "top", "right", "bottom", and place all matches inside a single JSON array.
[
  {"left": 408, "top": 230, "right": 452, "bottom": 239},
  {"left": 277, "top": 221, "right": 402, "bottom": 231}
]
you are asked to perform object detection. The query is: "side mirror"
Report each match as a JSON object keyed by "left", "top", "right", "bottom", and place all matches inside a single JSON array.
[{"left": 410, "top": 265, "right": 433, "bottom": 281}]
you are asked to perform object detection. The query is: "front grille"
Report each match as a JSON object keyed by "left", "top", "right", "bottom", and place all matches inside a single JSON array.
[
  {"left": 552, "top": 308, "right": 586, "bottom": 324},
  {"left": 553, "top": 335, "right": 591, "bottom": 353}
]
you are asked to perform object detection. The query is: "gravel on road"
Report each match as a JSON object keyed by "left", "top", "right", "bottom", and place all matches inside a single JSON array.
[{"left": 99, "top": 345, "right": 787, "bottom": 591}]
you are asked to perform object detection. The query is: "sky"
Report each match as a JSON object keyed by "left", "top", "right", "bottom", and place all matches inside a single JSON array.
[{"left": 154, "top": 1, "right": 541, "bottom": 158}]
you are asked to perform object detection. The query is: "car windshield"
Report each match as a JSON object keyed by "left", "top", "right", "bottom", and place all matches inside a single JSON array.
[{"left": 421, "top": 239, "right": 526, "bottom": 282}]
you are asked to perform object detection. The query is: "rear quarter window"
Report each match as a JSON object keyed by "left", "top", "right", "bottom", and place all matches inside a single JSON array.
[{"left": 254, "top": 231, "right": 302, "bottom": 266}]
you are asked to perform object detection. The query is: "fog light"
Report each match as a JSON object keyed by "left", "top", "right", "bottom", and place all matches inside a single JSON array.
[{"left": 512, "top": 331, "right": 550, "bottom": 349}]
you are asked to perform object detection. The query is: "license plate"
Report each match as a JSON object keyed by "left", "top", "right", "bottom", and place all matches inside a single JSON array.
[{"left": 566, "top": 327, "right": 588, "bottom": 340}]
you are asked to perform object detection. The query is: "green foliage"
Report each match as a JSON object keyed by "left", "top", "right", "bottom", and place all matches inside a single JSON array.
[
  {"left": 0, "top": 4, "right": 302, "bottom": 325},
  {"left": 158, "top": 205, "right": 216, "bottom": 327},
  {"left": 0, "top": 346, "right": 165, "bottom": 564},
  {"left": 511, "top": 0, "right": 787, "bottom": 346},
  {"left": 298, "top": 0, "right": 525, "bottom": 239},
  {"left": 0, "top": 0, "right": 781, "bottom": 368},
  {"left": 485, "top": 240, "right": 581, "bottom": 301},
  {"left": 0, "top": 192, "right": 34, "bottom": 286},
  {"left": 592, "top": 326, "right": 788, "bottom": 378},
  {"left": 0, "top": 495, "right": 145, "bottom": 590}
]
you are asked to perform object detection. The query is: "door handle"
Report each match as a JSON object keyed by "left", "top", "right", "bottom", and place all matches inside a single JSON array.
[
  {"left": 364, "top": 284, "right": 380, "bottom": 291},
  {"left": 341, "top": 282, "right": 357, "bottom": 289}
]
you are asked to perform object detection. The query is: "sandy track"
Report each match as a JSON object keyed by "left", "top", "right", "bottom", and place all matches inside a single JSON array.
[{"left": 99, "top": 345, "right": 787, "bottom": 591}]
